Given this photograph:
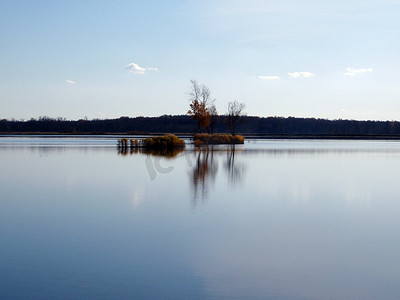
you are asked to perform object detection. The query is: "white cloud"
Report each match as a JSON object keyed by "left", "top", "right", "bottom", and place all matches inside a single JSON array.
[
  {"left": 125, "top": 63, "right": 158, "bottom": 74},
  {"left": 288, "top": 72, "right": 315, "bottom": 78},
  {"left": 258, "top": 75, "right": 280, "bottom": 80},
  {"left": 344, "top": 67, "right": 372, "bottom": 76},
  {"left": 126, "top": 63, "right": 146, "bottom": 73},
  {"left": 66, "top": 80, "right": 76, "bottom": 84}
]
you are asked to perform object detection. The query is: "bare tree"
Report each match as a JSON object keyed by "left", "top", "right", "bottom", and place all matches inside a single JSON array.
[
  {"left": 189, "top": 80, "right": 202, "bottom": 104},
  {"left": 187, "top": 80, "right": 215, "bottom": 133},
  {"left": 188, "top": 80, "right": 214, "bottom": 108},
  {"left": 226, "top": 101, "right": 245, "bottom": 136}
]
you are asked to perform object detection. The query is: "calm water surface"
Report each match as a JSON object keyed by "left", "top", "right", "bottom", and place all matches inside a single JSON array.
[{"left": 1, "top": 136, "right": 400, "bottom": 299}]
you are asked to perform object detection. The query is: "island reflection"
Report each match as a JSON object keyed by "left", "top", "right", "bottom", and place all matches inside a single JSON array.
[
  {"left": 118, "top": 147, "right": 184, "bottom": 157},
  {"left": 190, "top": 145, "right": 246, "bottom": 204},
  {"left": 191, "top": 147, "right": 218, "bottom": 202},
  {"left": 225, "top": 145, "right": 246, "bottom": 186},
  {"left": 117, "top": 145, "right": 246, "bottom": 203}
]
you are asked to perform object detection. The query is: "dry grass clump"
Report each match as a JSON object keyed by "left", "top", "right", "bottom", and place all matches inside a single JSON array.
[
  {"left": 118, "top": 134, "right": 185, "bottom": 150},
  {"left": 143, "top": 134, "right": 185, "bottom": 149},
  {"left": 193, "top": 134, "right": 244, "bottom": 145}
]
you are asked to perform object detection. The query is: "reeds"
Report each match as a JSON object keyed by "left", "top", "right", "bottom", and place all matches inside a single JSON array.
[
  {"left": 118, "top": 134, "right": 185, "bottom": 150},
  {"left": 117, "top": 138, "right": 142, "bottom": 149}
]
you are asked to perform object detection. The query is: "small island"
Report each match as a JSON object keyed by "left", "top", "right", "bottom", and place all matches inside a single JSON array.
[
  {"left": 118, "top": 80, "right": 246, "bottom": 150},
  {"left": 118, "top": 134, "right": 185, "bottom": 150},
  {"left": 186, "top": 80, "right": 246, "bottom": 145},
  {"left": 193, "top": 133, "right": 244, "bottom": 145}
]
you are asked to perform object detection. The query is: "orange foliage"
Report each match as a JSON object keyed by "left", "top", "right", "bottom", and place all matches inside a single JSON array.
[{"left": 187, "top": 99, "right": 211, "bottom": 132}]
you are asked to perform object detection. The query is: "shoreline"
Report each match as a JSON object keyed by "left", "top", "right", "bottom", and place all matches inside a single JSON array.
[{"left": 1, "top": 132, "right": 400, "bottom": 140}]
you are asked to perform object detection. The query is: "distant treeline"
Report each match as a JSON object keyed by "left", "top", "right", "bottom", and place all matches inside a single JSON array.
[{"left": 1, "top": 115, "right": 400, "bottom": 136}]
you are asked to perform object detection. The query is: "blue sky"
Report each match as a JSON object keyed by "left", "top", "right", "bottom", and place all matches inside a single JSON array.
[{"left": 1, "top": 0, "right": 399, "bottom": 120}]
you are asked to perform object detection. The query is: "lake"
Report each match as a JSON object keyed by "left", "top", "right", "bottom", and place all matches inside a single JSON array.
[{"left": 1, "top": 136, "right": 400, "bottom": 299}]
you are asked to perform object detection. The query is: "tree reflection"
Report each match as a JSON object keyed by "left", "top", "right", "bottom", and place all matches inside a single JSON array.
[
  {"left": 225, "top": 145, "right": 245, "bottom": 185},
  {"left": 191, "top": 147, "right": 218, "bottom": 204},
  {"left": 190, "top": 145, "right": 246, "bottom": 204},
  {"left": 118, "top": 145, "right": 246, "bottom": 204}
]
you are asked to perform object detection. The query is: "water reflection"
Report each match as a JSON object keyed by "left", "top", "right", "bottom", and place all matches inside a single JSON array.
[
  {"left": 190, "top": 147, "right": 218, "bottom": 203},
  {"left": 190, "top": 146, "right": 246, "bottom": 203},
  {"left": 225, "top": 145, "right": 246, "bottom": 186},
  {"left": 117, "top": 145, "right": 247, "bottom": 202},
  {"left": 3, "top": 138, "right": 400, "bottom": 298},
  {"left": 117, "top": 147, "right": 184, "bottom": 157}
]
